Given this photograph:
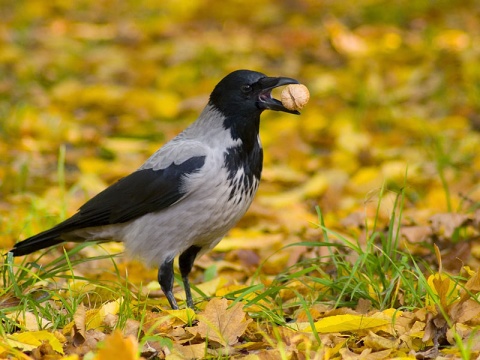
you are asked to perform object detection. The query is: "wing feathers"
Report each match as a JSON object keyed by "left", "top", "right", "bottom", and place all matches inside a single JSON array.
[{"left": 11, "top": 155, "right": 206, "bottom": 255}]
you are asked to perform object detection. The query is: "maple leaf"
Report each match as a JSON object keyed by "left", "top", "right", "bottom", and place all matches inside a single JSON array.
[{"left": 187, "top": 298, "right": 252, "bottom": 346}]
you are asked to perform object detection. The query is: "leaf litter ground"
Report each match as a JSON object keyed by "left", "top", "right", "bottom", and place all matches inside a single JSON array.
[{"left": 1, "top": 0, "right": 480, "bottom": 359}]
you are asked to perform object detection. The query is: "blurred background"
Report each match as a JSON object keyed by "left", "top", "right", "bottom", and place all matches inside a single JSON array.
[{"left": 1, "top": 0, "right": 480, "bottom": 278}]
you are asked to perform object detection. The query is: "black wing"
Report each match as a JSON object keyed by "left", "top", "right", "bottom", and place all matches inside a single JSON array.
[{"left": 11, "top": 156, "right": 206, "bottom": 256}]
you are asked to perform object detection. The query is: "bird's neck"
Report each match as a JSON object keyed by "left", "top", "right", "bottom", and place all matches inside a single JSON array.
[
  {"left": 191, "top": 104, "right": 262, "bottom": 154},
  {"left": 223, "top": 114, "right": 261, "bottom": 154},
  {"left": 222, "top": 112, "right": 263, "bottom": 185}
]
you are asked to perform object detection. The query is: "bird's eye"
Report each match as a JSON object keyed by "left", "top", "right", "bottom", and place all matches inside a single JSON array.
[{"left": 241, "top": 84, "right": 252, "bottom": 93}]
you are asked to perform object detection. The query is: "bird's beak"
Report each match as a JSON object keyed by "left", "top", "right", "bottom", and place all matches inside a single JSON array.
[{"left": 256, "top": 76, "right": 301, "bottom": 115}]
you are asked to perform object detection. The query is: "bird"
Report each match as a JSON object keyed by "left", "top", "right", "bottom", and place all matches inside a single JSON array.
[{"left": 10, "top": 69, "right": 301, "bottom": 309}]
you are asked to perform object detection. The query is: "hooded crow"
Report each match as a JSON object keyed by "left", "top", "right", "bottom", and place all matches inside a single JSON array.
[{"left": 10, "top": 69, "right": 301, "bottom": 309}]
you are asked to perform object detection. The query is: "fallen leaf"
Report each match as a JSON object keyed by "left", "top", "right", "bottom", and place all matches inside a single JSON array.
[
  {"left": 165, "top": 308, "right": 196, "bottom": 324},
  {"left": 73, "top": 303, "right": 86, "bottom": 346},
  {"left": 7, "top": 311, "right": 52, "bottom": 331},
  {"left": 142, "top": 312, "right": 176, "bottom": 335},
  {"left": 187, "top": 298, "right": 252, "bottom": 346},
  {"left": 7, "top": 330, "right": 64, "bottom": 354},
  {"left": 64, "top": 329, "right": 106, "bottom": 357},
  {"left": 355, "top": 298, "right": 372, "bottom": 314},
  {"left": 93, "top": 330, "right": 138, "bottom": 360},
  {"left": 0, "top": 294, "right": 21, "bottom": 309},
  {"left": 308, "top": 313, "right": 392, "bottom": 334},
  {"left": 172, "top": 342, "right": 207, "bottom": 359},
  {"left": 362, "top": 331, "right": 400, "bottom": 351},
  {"left": 339, "top": 347, "right": 392, "bottom": 360},
  {"left": 401, "top": 225, "right": 432, "bottom": 243},
  {"left": 429, "top": 213, "right": 471, "bottom": 238},
  {"left": 86, "top": 299, "right": 121, "bottom": 331},
  {"left": 31, "top": 340, "right": 62, "bottom": 359},
  {"left": 426, "top": 273, "right": 459, "bottom": 308}
]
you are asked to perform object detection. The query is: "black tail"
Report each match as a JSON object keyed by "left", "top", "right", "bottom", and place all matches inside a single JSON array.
[{"left": 10, "top": 227, "right": 66, "bottom": 256}]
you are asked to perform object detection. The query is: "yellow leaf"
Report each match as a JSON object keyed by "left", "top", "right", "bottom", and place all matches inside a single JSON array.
[
  {"left": 67, "top": 279, "right": 97, "bottom": 296},
  {"left": 165, "top": 308, "right": 196, "bottom": 324},
  {"left": 307, "top": 314, "right": 391, "bottom": 334},
  {"left": 215, "top": 233, "right": 283, "bottom": 252},
  {"left": 434, "top": 29, "right": 470, "bottom": 51},
  {"left": 93, "top": 330, "right": 139, "bottom": 360},
  {"left": 0, "top": 341, "right": 32, "bottom": 359},
  {"left": 7, "top": 330, "right": 64, "bottom": 354},
  {"left": 78, "top": 157, "right": 112, "bottom": 175},
  {"left": 86, "top": 299, "right": 121, "bottom": 331},
  {"left": 336, "top": 128, "right": 371, "bottom": 154},
  {"left": 380, "top": 160, "right": 410, "bottom": 182},
  {"left": 174, "top": 276, "right": 226, "bottom": 302},
  {"left": 426, "top": 273, "right": 459, "bottom": 307},
  {"left": 216, "top": 284, "right": 252, "bottom": 298},
  {"left": 349, "top": 167, "right": 383, "bottom": 193},
  {"left": 300, "top": 172, "right": 329, "bottom": 198}
]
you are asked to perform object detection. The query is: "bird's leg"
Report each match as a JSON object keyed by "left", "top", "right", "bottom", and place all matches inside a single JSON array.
[
  {"left": 179, "top": 245, "right": 202, "bottom": 308},
  {"left": 158, "top": 257, "right": 178, "bottom": 309}
]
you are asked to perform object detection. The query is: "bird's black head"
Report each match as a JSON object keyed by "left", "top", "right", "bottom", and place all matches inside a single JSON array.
[{"left": 209, "top": 70, "right": 300, "bottom": 118}]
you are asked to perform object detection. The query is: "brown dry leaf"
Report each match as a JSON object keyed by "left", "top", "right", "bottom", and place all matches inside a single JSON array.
[
  {"left": 0, "top": 293, "right": 21, "bottom": 309},
  {"left": 101, "top": 314, "right": 139, "bottom": 337},
  {"left": 463, "top": 269, "right": 480, "bottom": 295},
  {"left": 250, "top": 349, "right": 282, "bottom": 359},
  {"left": 296, "top": 303, "right": 331, "bottom": 322},
  {"left": 450, "top": 299, "right": 480, "bottom": 324},
  {"left": 422, "top": 311, "right": 447, "bottom": 348},
  {"left": 398, "top": 319, "right": 427, "bottom": 351},
  {"left": 142, "top": 312, "right": 175, "bottom": 335},
  {"left": 169, "top": 326, "right": 195, "bottom": 343},
  {"left": 446, "top": 323, "right": 480, "bottom": 351},
  {"left": 123, "top": 319, "right": 141, "bottom": 338},
  {"left": 30, "top": 340, "right": 63, "bottom": 360},
  {"left": 355, "top": 298, "right": 372, "bottom": 314},
  {"left": 103, "top": 313, "right": 118, "bottom": 329},
  {"left": 93, "top": 330, "right": 139, "bottom": 360},
  {"left": 429, "top": 213, "right": 471, "bottom": 238},
  {"left": 171, "top": 342, "right": 207, "bottom": 359},
  {"left": 188, "top": 298, "right": 252, "bottom": 346},
  {"left": 65, "top": 330, "right": 106, "bottom": 357},
  {"left": 362, "top": 331, "right": 400, "bottom": 351},
  {"left": 268, "top": 326, "right": 316, "bottom": 358},
  {"left": 442, "top": 241, "right": 471, "bottom": 273},
  {"left": 339, "top": 347, "right": 392, "bottom": 360},
  {"left": 401, "top": 225, "right": 432, "bottom": 243},
  {"left": 73, "top": 303, "right": 86, "bottom": 346}
]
